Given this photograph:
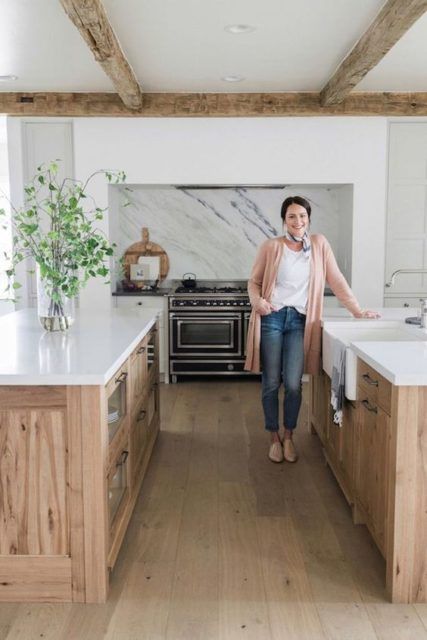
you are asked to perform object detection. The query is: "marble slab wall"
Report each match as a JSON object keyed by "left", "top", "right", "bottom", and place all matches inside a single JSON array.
[{"left": 111, "top": 184, "right": 353, "bottom": 282}]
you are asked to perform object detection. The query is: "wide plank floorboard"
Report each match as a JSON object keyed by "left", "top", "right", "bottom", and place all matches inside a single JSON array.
[{"left": 2, "top": 380, "right": 425, "bottom": 640}]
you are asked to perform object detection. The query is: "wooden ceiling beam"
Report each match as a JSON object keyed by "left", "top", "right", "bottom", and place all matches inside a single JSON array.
[
  {"left": 59, "top": 0, "right": 142, "bottom": 110},
  {"left": 2, "top": 91, "right": 427, "bottom": 116},
  {"left": 320, "top": 0, "right": 427, "bottom": 106}
]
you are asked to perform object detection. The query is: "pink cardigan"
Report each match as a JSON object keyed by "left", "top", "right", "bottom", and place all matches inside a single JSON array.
[{"left": 244, "top": 234, "right": 362, "bottom": 375}]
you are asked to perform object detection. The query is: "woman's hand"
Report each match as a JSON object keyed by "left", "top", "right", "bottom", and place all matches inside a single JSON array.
[
  {"left": 354, "top": 309, "right": 381, "bottom": 319},
  {"left": 255, "top": 298, "right": 275, "bottom": 316}
]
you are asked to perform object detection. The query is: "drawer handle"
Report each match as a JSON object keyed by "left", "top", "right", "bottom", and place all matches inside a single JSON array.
[
  {"left": 115, "top": 371, "right": 128, "bottom": 384},
  {"left": 137, "top": 409, "right": 146, "bottom": 422},
  {"left": 116, "top": 450, "right": 129, "bottom": 466},
  {"left": 361, "top": 399, "right": 378, "bottom": 414},
  {"left": 137, "top": 346, "right": 146, "bottom": 354},
  {"left": 362, "top": 373, "right": 378, "bottom": 387}
]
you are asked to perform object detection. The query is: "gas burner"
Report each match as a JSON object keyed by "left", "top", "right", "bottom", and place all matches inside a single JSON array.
[
  {"left": 215, "top": 286, "right": 245, "bottom": 294},
  {"left": 173, "top": 283, "right": 247, "bottom": 295},
  {"left": 174, "top": 286, "right": 214, "bottom": 294}
]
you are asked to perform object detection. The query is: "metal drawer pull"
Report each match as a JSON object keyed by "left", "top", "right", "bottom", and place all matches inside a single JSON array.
[
  {"left": 361, "top": 399, "right": 378, "bottom": 414},
  {"left": 137, "top": 409, "right": 146, "bottom": 421},
  {"left": 116, "top": 450, "right": 129, "bottom": 466},
  {"left": 362, "top": 373, "right": 378, "bottom": 387},
  {"left": 137, "top": 346, "right": 146, "bottom": 354},
  {"left": 115, "top": 371, "right": 128, "bottom": 384}
]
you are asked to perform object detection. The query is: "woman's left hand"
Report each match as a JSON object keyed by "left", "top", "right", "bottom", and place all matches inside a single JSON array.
[{"left": 355, "top": 309, "right": 381, "bottom": 319}]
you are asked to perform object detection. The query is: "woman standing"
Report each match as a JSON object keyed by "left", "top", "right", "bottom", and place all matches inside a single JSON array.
[{"left": 245, "top": 196, "right": 379, "bottom": 463}]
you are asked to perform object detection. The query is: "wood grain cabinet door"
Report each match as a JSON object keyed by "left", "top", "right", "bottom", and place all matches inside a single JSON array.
[
  {"left": 0, "top": 408, "right": 68, "bottom": 556},
  {"left": 341, "top": 400, "right": 356, "bottom": 492},
  {"left": 356, "top": 394, "right": 377, "bottom": 519},
  {"left": 356, "top": 393, "right": 390, "bottom": 557},
  {"left": 370, "top": 406, "right": 390, "bottom": 554},
  {"left": 129, "top": 340, "right": 147, "bottom": 415},
  {"left": 310, "top": 372, "right": 329, "bottom": 445},
  {"left": 129, "top": 404, "right": 148, "bottom": 491}
]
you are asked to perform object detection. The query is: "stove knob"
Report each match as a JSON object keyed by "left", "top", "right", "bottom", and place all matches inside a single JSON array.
[{"left": 212, "top": 302, "right": 217, "bottom": 306}]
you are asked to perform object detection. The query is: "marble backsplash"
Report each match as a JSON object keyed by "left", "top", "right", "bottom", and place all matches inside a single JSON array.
[{"left": 111, "top": 184, "right": 353, "bottom": 282}]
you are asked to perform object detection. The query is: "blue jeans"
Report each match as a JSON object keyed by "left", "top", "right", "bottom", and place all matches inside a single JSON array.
[{"left": 260, "top": 306, "right": 306, "bottom": 432}]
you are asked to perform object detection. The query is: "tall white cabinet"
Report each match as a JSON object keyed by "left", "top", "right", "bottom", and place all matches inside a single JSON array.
[
  {"left": 19, "top": 120, "right": 74, "bottom": 308},
  {"left": 385, "top": 122, "right": 427, "bottom": 308}
]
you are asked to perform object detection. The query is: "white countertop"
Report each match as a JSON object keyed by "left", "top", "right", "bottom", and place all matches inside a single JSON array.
[
  {"left": 350, "top": 340, "right": 427, "bottom": 386},
  {"left": 322, "top": 307, "right": 427, "bottom": 386},
  {"left": 0, "top": 308, "right": 158, "bottom": 385}
]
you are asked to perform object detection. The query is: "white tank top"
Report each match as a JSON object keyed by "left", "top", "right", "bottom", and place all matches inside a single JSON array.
[{"left": 270, "top": 245, "right": 310, "bottom": 314}]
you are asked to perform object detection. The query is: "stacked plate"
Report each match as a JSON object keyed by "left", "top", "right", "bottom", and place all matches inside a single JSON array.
[{"left": 108, "top": 406, "right": 120, "bottom": 424}]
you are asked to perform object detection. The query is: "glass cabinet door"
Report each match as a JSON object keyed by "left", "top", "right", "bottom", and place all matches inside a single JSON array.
[
  {"left": 107, "top": 369, "right": 128, "bottom": 443},
  {"left": 108, "top": 449, "right": 129, "bottom": 525},
  {"left": 147, "top": 328, "right": 157, "bottom": 374}
]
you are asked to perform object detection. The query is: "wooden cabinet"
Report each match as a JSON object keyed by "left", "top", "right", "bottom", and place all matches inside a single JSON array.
[
  {"left": 129, "top": 336, "right": 147, "bottom": 413},
  {"left": 341, "top": 400, "right": 356, "bottom": 497},
  {"left": 107, "top": 323, "right": 160, "bottom": 570},
  {"left": 312, "top": 350, "right": 427, "bottom": 603},
  {"left": 311, "top": 361, "right": 391, "bottom": 556},
  {"left": 0, "top": 321, "right": 160, "bottom": 604},
  {"left": 309, "top": 370, "right": 329, "bottom": 445},
  {"left": 309, "top": 371, "right": 355, "bottom": 504},
  {"left": 355, "top": 367, "right": 391, "bottom": 558}
]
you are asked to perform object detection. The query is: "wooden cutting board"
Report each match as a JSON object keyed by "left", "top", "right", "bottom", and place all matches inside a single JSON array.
[{"left": 122, "top": 227, "right": 169, "bottom": 285}]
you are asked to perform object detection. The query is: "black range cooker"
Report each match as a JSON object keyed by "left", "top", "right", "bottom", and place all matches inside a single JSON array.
[{"left": 168, "top": 281, "right": 255, "bottom": 382}]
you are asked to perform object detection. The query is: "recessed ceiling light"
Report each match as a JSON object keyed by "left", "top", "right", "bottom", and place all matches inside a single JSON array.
[
  {"left": 222, "top": 75, "right": 245, "bottom": 83},
  {"left": 224, "top": 24, "right": 255, "bottom": 34},
  {"left": 0, "top": 75, "right": 18, "bottom": 82}
]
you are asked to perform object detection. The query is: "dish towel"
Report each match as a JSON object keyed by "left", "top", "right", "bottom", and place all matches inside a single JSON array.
[{"left": 330, "top": 337, "right": 346, "bottom": 427}]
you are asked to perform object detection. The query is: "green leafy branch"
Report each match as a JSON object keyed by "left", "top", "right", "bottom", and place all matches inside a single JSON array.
[{"left": 0, "top": 160, "right": 126, "bottom": 302}]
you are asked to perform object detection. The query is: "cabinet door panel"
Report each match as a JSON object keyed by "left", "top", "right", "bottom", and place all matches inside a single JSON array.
[
  {"left": 129, "top": 339, "right": 147, "bottom": 415},
  {"left": 310, "top": 372, "right": 329, "bottom": 444},
  {"left": 370, "top": 407, "right": 390, "bottom": 553},
  {"left": 341, "top": 400, "right": 356, "bottom": 490},
  {"left": 356, "top": 395, "right": 377, "bottom": 518},
  {"left": 130, "top": 404, "right": 148, "bottom": 491},
  {"left": 327, "top": 412, "right": 342, "bottom": 465},
  {"left": 0, "top": 409, "right": 68, "bottom": 555}
]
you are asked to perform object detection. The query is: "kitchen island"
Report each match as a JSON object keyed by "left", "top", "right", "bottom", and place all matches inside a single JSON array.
[
  {"left": 0, "top": 309, "right": 160, "bottom": 603},
  {"left": 311, "top": 309, "right": 427, "bottom": 603}
]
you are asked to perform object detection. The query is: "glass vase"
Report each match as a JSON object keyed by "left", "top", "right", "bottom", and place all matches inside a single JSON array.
[{"left": 36, "top": 268, "right": 75, "bottom": 332}]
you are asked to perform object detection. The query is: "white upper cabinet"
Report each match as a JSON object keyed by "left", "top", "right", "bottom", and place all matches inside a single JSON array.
[{"left": 385, "top": 122, "right": 427, "bottom": 297}]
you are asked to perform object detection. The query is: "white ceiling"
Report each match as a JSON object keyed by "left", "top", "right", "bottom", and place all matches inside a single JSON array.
[{"left": 1, "top": 0, "right": 427, "bottom": 94}]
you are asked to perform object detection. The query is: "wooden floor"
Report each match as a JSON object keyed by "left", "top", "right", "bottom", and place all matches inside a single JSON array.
[{"left": 1, "top": 380, "right": 427, "bottom": 639}]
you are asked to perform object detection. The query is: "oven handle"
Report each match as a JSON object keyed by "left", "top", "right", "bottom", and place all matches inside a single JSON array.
[{"left": 169, "top": 313, "right": 242, "bottom": 319}]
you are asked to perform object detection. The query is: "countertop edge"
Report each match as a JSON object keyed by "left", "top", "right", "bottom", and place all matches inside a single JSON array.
[
  {"left": 350, "top": 342, "right": 427, "bottom": 386},
  {"left": 0, "top": 310, "right": 159, "bottom": 386}
]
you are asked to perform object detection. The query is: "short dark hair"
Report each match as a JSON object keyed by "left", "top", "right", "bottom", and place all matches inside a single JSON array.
[{"left": 280, "top": 196, "right": 312, "bottom": 221}]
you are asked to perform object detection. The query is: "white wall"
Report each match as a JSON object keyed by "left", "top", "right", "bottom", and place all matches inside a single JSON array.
[{"left": 8, "top": 116, "right": 389, "bottom": 309}]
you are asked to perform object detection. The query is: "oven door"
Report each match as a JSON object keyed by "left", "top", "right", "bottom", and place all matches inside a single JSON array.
[
  {"left": 243, "top": 311, "right": 251, "bottom": 356},
  {"left": 169, "top": 313, "right": 242, "bottom": 356}
]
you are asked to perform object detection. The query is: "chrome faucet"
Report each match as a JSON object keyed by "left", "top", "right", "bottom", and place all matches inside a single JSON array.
[
  {"left": 385, "top": 268, "right": 427, "bottom": 288},
  {"left": 385, "top": 269, "right": 427, "bottom": 327}
]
